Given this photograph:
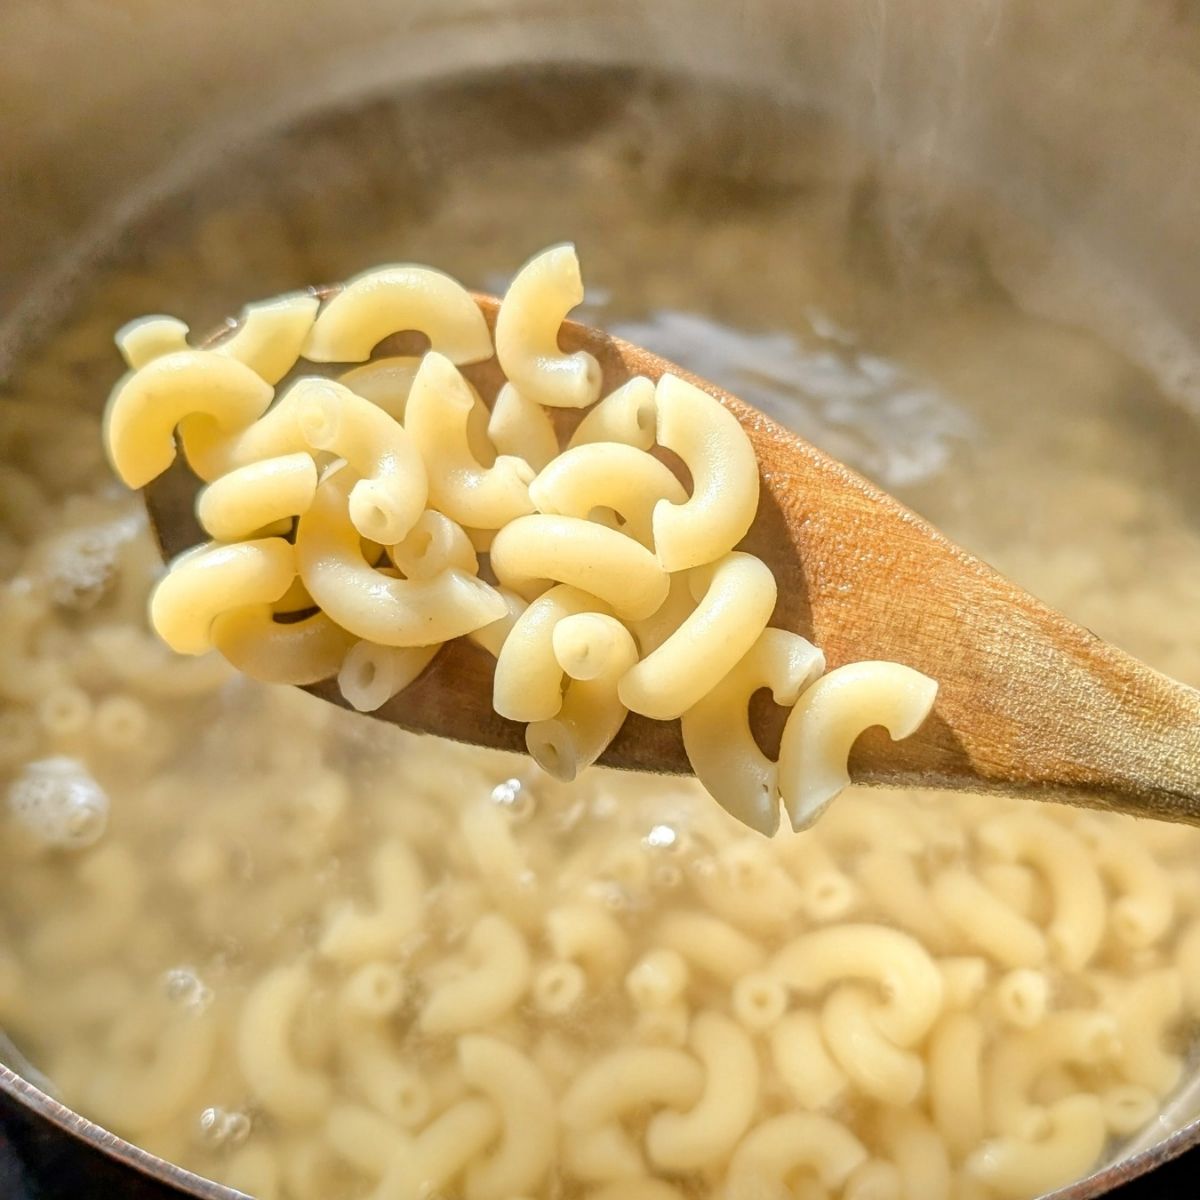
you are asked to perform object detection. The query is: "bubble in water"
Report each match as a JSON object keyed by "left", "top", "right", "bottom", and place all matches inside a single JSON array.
[
  {"left": 490, "top": 778, "right": 535, "bottom": 823},
  {"left": 6, "top": 757, "right": 109, "bottom": 850},
  {"left": 196, "top": 1106, "right": 252, "bottom": 1147},
  {"left": 645, "top": 824, "right": 678, "bottom": 850},
  {"left": 162, "top": 966, "right": 214, "bottom": 1016}
]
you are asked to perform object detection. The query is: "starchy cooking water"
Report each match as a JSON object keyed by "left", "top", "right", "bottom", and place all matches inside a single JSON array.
[{"left": 2, "top": 67, "right": 1200, "bottom": 1200}]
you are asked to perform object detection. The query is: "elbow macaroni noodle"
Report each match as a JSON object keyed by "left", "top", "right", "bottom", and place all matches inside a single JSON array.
[{"left": 100, "top": 245, "right": 937, "bottom": 833}]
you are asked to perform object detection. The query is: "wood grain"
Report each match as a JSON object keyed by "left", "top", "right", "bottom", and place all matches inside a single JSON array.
[{"left": 146, "top": 292, "right": 1200, "bottom": 823}]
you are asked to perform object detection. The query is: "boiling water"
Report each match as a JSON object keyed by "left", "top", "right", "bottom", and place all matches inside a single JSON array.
[{"left": 2, "top": 66, "right": 1200, "bottom": 1200}]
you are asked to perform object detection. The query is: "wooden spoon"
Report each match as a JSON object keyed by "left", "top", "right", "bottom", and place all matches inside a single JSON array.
[{"left": 145, "top": 290, "right": 1200, "bottom": 824}]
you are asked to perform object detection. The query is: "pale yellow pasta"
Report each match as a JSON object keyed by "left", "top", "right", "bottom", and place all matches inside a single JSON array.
[
  {"left": 226, "top": 1144, "right": 283, "bottom": 1200},
  {"left": 566, "top": 377, "right": 655, "bottom": 451},
  {"left": 1075, "top": 815, "right": 1175, "bottom": 949},
  {"left": 367, "top": 1097, "right": 501, "bottom": 1200},
  {"left": 993, "top": 968, "right": 1050, "bottom": 1029},
  {"left": 978, "top": 863, "right": 1040, "bottom": 921},
  {"left": 645, "top": 1011, "right": 758, "bottom": 1170},
  {"left": 295, "top": 380, "right": 428, "bottom": 543},
  {"left": 325, "top": 1104, "right": 402, "bottom": 1177},
  {"left": 845, "top": 1160, "right": 904, "bottom": 1200},
  {"left": 336, "top": 1009, "right": 430, "bottom": 1128},
  {"left": 822, "top": 984, "right": 925, "bottom": 1105},
  {"left": 562, "top": 1124, "right": 643, "bottom": 1183},
  {"left": 387, "top": 509, "right": 477, "bottom": 581},
  {"left": 681, "top": 627, "right": 823, "bottom": 836},
  {"left": 624, "top": 949, "right": 689, "bottom": 1010},
  {"left": 115, "top": 315, "right": 190, "bottom": 369},
  {"left": 977, "top": 812, "right": 1106, "bottom": 970},
  {"left": 490, "top": 513, "right": 669, "bottom": 620},
  {"left": 527, "top": 614, "right": 637, "bottom": 782},
  {"left": 776, "top": 833, "right": 861, "bottom": 923},
  {"left": 295, "top": 474, "right": 505, "bottom": 647},
  {"left": 339, "top": 962, "right": 406, "bottom": 1019},
  {"left": 303, "top": 265, "right": 493, "bottom": 365},
  {"left": 104, "top": 350, "right": 274, "bottom": 488},
  {"left": 634, "top": 1001, "right": 691, "bottom": 1048},
  {"left": 467, "top": 586, "right": 528, "bottom": 659},
  {"left": 214, "top": 292, "right": 320, "bottom": 385},
  {"left": 985, "top": 1010, "right": 1119, "bottom": 1139},
  {"left": 652, "top": 909, "right": 765, "bottom": 984},
  {"left": 150, "top": 537, "right": 296, "bottom": 656},
  {"left": 586, "top": 1182, "right": 683, "bottom": 1200},
  {"left": 1105, "top": 968, "right": 1184, "bottom": 1094},
  {"left": 966, "top": 1095, "right": 1107, "bottom": 1200},
  {"left": 318, "top": 840, "right": 425, "bottom": 965},
  {"left": 0, "top": 580, "right": 62, "bottom": 702},
  {"left": 458, "top": 1035, "right": 557, "bottom": 1200},
  {"left": 691, "top": 838, "right": 804, "bottom": 935},
  {"left": 880, "top": 1107, "right": 952, "bottom": 1200},
  {"left": 928, "top": 1013, "right": 986, "bottom": 1159},
  {"left": 458, "top": 800, "right": 542, "bottom": 931},
  {"left": 197, "top": 452, "right": 318, "bottom": 541},
  {"left": 236, "top": 962, "right": 332, "bottom": 1122},
  {"left": 931, "top": 867, "right": 1048, "bottom": 969},
  {"left": 731, "top": 970, "right": 789, "bottom": 1031},
  {"left": 726, "top": 1112, "right": 869, "bottom": 1196},
  {"left": 337, "top": 641, "right": 440, "bottom": 713},
  {"left": 532, "top": 960, "right": 587, "bottom": 1016},
  {"left": 1175, "top": 917, "right": 1200, "bottom": 1015},
  {"left": 495, "top": 243, "right": 601, "bottom": 409},
  {"left": 856, "top": 849, "right": 956, "bottom": 954},
  {"left": 629, "top": 572, "right": 696, "bottom": 656},
  {"left": 339, "top": 357, "right": 422, "bottom": 421},
  {"left": 211, "top": 605, "right": 355, "bottom": 685},
  {"left": 529, "top": 443, "right": 686, "bottom": 548},
  {"left": 489, "top": 383, "right": 559, "bottom": 471},
  {"left": 650, "top": 372, "right": 759, "bottom": 572},
  {"left": 493, "top": 585, "right": 612, "bottom": 722},
  {"left": 778, "top": 661, "right": 938, "bottom": 831},
  {"left": 552, "top": 611, "right": 634, "bottom": 682},
  {"left": 546, "top": 902, "right": 632, "bottom": 980},
  {"left": 419, "top": 913, "right": 531, "bottom": 1035},
  {"left": 404, "top": 352, "right": 535, "bottom": 529},
  {"left": 560, "top": 1046, "right": 704, "bottom": 1130},
  {"left": 770, "top": 924, "right": 943, "bottom": 1046},
  {"left": 619, "top": 551, "right": 777, "bottom": 721},
  {"left": 769, "top": 1010, "right": 850, "bottom": 1111},
  {"left": 1099, "top": 1084, "right": 1159, "bottom": 1136}
]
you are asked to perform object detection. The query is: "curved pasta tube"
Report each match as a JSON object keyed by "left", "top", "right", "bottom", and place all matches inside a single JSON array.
[
  {"left": 646, "top": 1011, "right": 758, "bottom": 1170},
  {"left": 928, "top": 1012, "right": 985, "bottom": 1159},
  {"left": 84, "top": 1001, "right": 220, "bottom": 1133},
  {"left": 336, "top": 1011, "right": 430, "bottom": 1128},
  {"left": 931, "top": 868, "right": 1047, "bottom": 969},
  {"left": 587, "top": 1183, "right": 683, "bottom": 1200},
  {"left": 459, "top": 801, "right": 542, "bottom": 931},
  {"left": 489, "top": 383, "right": 559, "bottom": 471},
  {"left": 490, "top": 514, "right": 669, "bottom": 620},
  {"left": 459, "top": 1035, "right": 556, "bottom": 1200},
  {"left": 150, "top": 538, "right": 296, "bottom": 656},
  {"left": 822, "top": 984, "right": 925, "bottom": 1104},
  {"left": 546, "top": 902, "right": 632, "bottom": 980},
  {"left": 369, "top": 1098, "right": 501, "bottom": 1200},
  {"left": 691, "top": 838, "right": 804, "bottom": 935},
  {"left": 562, "top": 1123, "right": 644, "bottom": 1184},
  {"left": 681, "top": 627, "right": 824, "bottom": 836},
  {"left": 630, "top": 572, "right": 696, "bottom": 656},
  {"left": 625, "top": 950, "right": 689, "bottom": 1009},
  {"left": 977, "top": 812, "right": 1106, "bottom": 970},
  {"left": 937, "top": 957, "right": 988, "bottom": 1013},
  {"left": 730, "top": 971, "right": 787, "bottom": 1031},
  {"left": 211, "top": 604, "right": 354, "bottom": 684},
  {"left": 468, "top": 586, "right": 527, "bottom": 659},
  {"left": 845, "top": 1160, "right": 903, "bottom": 1200},
  {"left": 528, "top": 614, "right": 638, "bottom": 781},
  {"left": 388, "top": 510, "right": 477, "bottom": 581},
  {"left": 769, "top": 1010, "right": 849, "bottom": 1110},
  {"left": 1106, "top": 968, "right": 1184, "bottom": 1094},
  {"left": 855, "top": 848, "right": 955, "bottom": 954},
  {"left": 338, "top": 641, "right": 441, "bottom": 712},
  {"left": 226, "top": 1145, "right": 283, "bottom": 1200},
  {"left": 295, "top": 380, "right": 428, "bottom": 544},
  {"left": 326, "top": 1103, "right": 404, "bottom": 1177},
  {"left": 652, "top": 909, "right": 765, "bottom": 984},
  {"left": 495, "top": 244, "right": 601, "bottom": 408},
  {"left": 493, "top": 585, "right": 611, "bottom": 722},
  {"left": 1100, "top": 1084, "right": 1159, "bottom": 1136},
  {"left": 568, "top": 377, "right": 657, "bottom": 451},
  {"left": 303, "top": 265, "right": 492, "bottom": 364},
  {"left": 650, "top": 373, "right": 759, "bottom": 572},
  {"left": 532, "top": 959, "right": 587, "bottom": 1016},
  {"left": 770, "top": 924, "right": 943, "bottom": 1045},
  {"left": 404, "top": 352, "right": 535, "bottom": 529},
  {"left": 993, "top": 968, "right": 1049, "bottom": 1029},
  {"left": 115, "top": 315, "right": 190, "bottom": 369},
  {"left": 779, "top": 661, "right": 938, "bottom": 831},
  {"left": 179, "top": 375, "right": 318, "bottom": 482},
  {"left": 878, "top": 1107, "right": 952, "bottom": 1200},
  {"left": 966, "top": 1095, "right": 1106, "bottom": 1200},
  {"left": 197, "top": 452, "right": 318, "bottom": 541},
  {"left": 319, "top": 840, "right": 426, "bottom": 964},
  {"left": 419, "top": 913, "right": 531, "bottom": 1035},
  {"left": 529, "top": 443, "right": 686, "bottom": 548},
  {"left": 213, "top": 292, "right": 320, "bottom": 384},
  {"left": 1075, "top": 815, "right": 1174, "bottom": 949},
  {"left": 560, "top": 1047, "right": 704, "bottom": 1130},
  {"left": 339, "top": 356, "right": 422, "bottom": 421},
  {"left": 236, "top": 962, "right": 332, "bottom": 1122},
  {"left": 104, "top": 350, "right": 274, "bottom": 488},
  {"left": 296, "top": 474, "right": 505, "bottom": 646},
  {"left": 553, "top": 612, "right": 635, "bottom": 682},
  {"left": 986, "top": 1010, "right": 1120, "bottom": 1138},
  {"left": 620, "top": 552, "right": 776, "bottom": 721},
  {"left": 726, "top": 1113, "right": 869, "bottom": 1196}
]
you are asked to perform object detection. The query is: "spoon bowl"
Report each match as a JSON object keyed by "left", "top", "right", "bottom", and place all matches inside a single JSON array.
[{"left": 145, "top": 291, "right": 1200, "bottom": 822}]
